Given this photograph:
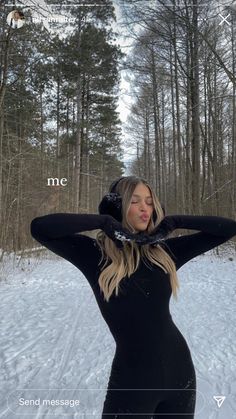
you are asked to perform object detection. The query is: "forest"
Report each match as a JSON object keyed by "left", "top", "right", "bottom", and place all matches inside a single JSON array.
[{"left": 0, "top": 0, "right": 235, "bottom": 255}]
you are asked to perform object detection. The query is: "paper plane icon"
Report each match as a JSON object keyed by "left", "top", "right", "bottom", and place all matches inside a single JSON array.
[{"left": 213, "top": 396, "right": 226, "bottom": 408}]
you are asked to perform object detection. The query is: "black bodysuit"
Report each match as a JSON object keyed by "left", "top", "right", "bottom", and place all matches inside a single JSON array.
[{"left": 30, "top": 214, "right": 236, "bottom": 418}]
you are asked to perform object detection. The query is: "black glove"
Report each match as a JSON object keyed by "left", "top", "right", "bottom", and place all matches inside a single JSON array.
[
  {"left": 150, "top": 216, "right": 176, "bottom": 237},
  {"left": 131, "top": 216, "right": 177, "bottom": 246},
  {"left": 103, "top": 215, "right": 137, "bottom": 249},
  {"left": 103, "top": 215, "right": 177, "bottom": 248}
]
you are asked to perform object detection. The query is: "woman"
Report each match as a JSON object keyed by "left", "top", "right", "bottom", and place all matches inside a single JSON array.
[
  {"left": 30, "top": 176, "right": 236, "bottom": 418},
  {"left": 7, "top": 10, "right": 25, "bottom": 29}
]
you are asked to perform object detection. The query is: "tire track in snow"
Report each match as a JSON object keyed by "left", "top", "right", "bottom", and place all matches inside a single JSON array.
[
  {"left": 4, "top": 331, "right": 47, "bottom": 364},
  {"left": 50, "top": 303, "right": 82, "bottom": 384}
]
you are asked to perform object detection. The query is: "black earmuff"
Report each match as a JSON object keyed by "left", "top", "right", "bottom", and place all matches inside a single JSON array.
[{"left": 98, "top": 177, "right": 124, "bottom": 222}]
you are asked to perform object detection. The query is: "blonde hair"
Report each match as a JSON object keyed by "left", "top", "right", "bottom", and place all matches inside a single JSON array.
[{"left": 96, "top": 176, "right": 179, "bottom": 302}]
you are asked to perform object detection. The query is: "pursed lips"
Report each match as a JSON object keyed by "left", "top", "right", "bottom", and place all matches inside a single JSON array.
[{"left": 140, "top": 215, "right": 149, "bottom": 221}]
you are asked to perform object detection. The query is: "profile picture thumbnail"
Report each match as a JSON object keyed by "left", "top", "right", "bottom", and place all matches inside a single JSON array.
[{"left": 7, "top": 9, "right": 25, "bottom": 29}]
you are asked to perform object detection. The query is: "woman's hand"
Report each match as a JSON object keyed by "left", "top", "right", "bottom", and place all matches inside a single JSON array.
[
  {"left": 150, "top": 216, "right": 176, "bottom": 237},
  {"left": 103, "top": 215, "right": 136, "bottom": 248},
  {"left": 103, "top": 215, "right": 177, "bottom": 248},
  {"left": 132, "top": 216, "right": 177, "bottom": 245}
]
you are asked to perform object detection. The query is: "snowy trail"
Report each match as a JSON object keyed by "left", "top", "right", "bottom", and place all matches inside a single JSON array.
[{"left": 0, "top": 247, "right": 235, "bottom": 418}]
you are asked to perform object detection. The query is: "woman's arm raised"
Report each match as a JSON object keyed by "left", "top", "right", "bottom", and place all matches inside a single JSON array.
[
  {"left": 31, "top": 213, "right": 138, "bottom": 248},
  {"left": 127, "top": 214, "right": 236, "bottom": 269},
  {"left": 30, "top": 213, "right": 136, "bottom": 278},
  {"left": 156, "top": 215, "right": 236, "bottom": 270},
  {"left": 31, "top": 213, "right": 108, "bottom": 241},
  {"left": 132, "top": 214, "right": 236, "bottom": 245},
  {"left": 153, "top": 214, "right": 236, "bottom": 238}
]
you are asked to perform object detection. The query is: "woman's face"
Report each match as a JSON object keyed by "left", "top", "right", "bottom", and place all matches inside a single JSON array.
[
  {"left": 14, "top": 11, "right": 20, "bottom": 20},
  {"left": 127, "top": 183, "right": 154, "bottom": 232}
]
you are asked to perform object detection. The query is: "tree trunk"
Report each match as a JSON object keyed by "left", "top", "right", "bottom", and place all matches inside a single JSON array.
[
  {"left": 74, "top": 12, "right": 82, "bottom": 212},
  {"left": 231, "top": 20, "right": 236, "bottom": 217},
  {"left": 151, "top": 45, "right": 161, "bottom": 192},
  {"left": 170, "top": 44, "right": 177, "bottom": 205},
  {"left": 190, "top": 0, "right": 200, "bottom": 214}
]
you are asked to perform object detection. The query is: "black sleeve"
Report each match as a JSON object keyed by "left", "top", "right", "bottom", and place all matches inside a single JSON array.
[
  {"left": 30, "top": 213, "right": 107, "bottom": 278},
  {"left": 162, "top": 215, "right": 236, "bottom": 270},
  {"left": 30, "top": 213, "right": 108, "bottom": 240}
]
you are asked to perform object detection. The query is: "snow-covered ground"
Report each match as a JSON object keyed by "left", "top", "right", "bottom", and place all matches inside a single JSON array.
[{"left": 0, "top": 243, "right": 235, "bottom": 419}]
